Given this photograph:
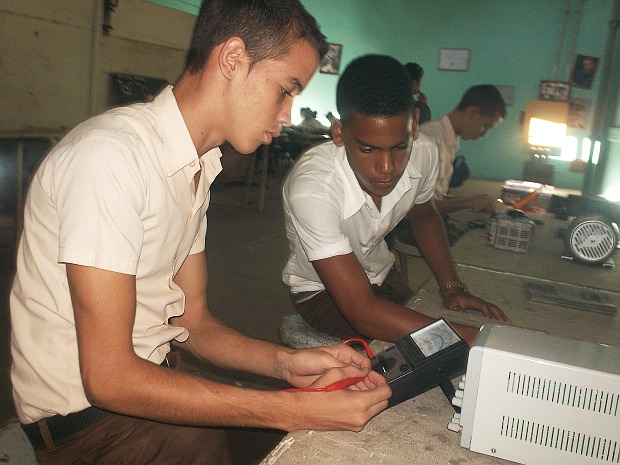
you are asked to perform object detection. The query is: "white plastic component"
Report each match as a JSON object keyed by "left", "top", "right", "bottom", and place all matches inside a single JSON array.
[{"left": 458, "top": 325, "right": 620, "bottom": 465}]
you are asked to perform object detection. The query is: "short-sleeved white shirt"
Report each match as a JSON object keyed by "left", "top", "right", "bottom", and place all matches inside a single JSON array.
[
  {"left": 282, "top": 134, "right": 439, "bottom": 294},
  {"left": 420, "top": 115, "right": 459, "bottom": 199},
  {"left": 10, "top": 86, "right": 222, "bottom": 423}
]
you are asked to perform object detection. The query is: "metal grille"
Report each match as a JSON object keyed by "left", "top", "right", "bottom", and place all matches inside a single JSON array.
[
  {"left": 569, "top": 220, "right": 616, "bottom": 262},
  {"left": 500, "top": 416, "right": 620, "bottom": 463},
  {"left": 491, "top": 218, "right": 532, "bottom": 253},
  {"left": 506, "top": 371, "right": 620, "bottom": 416}
]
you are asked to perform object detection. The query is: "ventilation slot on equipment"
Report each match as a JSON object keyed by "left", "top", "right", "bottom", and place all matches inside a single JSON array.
[
  {"left": 506, "top": 372, "right": 620, "bottom": 416},
  {"left": 500, "top": 416, "right": 620, "bottom": 463}
]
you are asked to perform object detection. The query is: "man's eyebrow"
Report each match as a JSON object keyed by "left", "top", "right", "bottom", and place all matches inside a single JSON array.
[
  {"left": 354, "top": 136, "right": 410, "bottom": 150},
  {"left": 289, "top": 78, "right": 303, "bottom": 92}
]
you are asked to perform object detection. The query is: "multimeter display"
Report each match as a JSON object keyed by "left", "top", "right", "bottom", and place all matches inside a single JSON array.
[
  {"left": 410, "top": 319, "right": 462, "bottom": 356},
  {"left": 371, "top": 319, "right": 469, "bottom": 408}
]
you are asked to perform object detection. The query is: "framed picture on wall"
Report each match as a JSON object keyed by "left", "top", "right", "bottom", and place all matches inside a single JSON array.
[
  {"left": 437, "top": 48, "right": 470, "bottom": 71},
  {"left": 539, "top": 81, "right": 571, "bottom": 101},
  {"left": 320, "top": 43, "right": 342, "bottom": 75},
  {"left": 108, "top": 73, "right": 169, "bottom": 106},
  {"left": 569, "top": 55, "right": 599, "bottom": 89}
]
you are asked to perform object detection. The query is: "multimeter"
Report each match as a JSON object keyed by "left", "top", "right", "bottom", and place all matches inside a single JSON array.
[{"left": 371, "top": 319, "right": 469, "bottom": 409}]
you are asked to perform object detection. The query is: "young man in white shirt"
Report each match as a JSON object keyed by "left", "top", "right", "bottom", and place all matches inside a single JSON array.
[
  {"left": 282, "top": 55, "right": 508, "bottom": 345},
  {"left": 10, "top": 2, "right": 390, "bottom": 464},
  {"left": 420, "top": 85, "right": 507, "bottom": 214}
]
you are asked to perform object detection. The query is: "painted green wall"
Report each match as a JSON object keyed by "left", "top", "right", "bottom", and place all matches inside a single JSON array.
[
  {"left": 149, "top": 0, "right": 614, "bottom": 189},
  {"left": 296, "top": 0, "right": 614, "bottom": 189}
]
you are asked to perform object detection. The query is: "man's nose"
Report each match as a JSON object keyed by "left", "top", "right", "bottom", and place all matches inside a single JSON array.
[
  {"left": 279, "top": 100, "right": 293, "bottom": 127},
  {"left": 377, "top": 151, "right": 396, "bottom": 174}
]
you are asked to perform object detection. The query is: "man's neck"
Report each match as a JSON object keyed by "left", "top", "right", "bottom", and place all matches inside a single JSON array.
[
  {"left": 173, "top": 69, "right": 227, "bottom": 156},
  {"left": 446, "top": 111, "right": 463, "bottom": 138}
]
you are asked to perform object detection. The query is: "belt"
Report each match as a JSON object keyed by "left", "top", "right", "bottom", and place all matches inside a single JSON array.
[
  {"left": 22, "top": 406, "right": 111, "bottom": 450},
  {"left": 21, "top": 356, "right": 173, "bottom": 451}
]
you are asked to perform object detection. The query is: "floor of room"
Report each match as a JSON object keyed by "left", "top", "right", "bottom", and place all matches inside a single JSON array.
[{"left": 0, "top": 166, "right": 505, "bottom": 464}]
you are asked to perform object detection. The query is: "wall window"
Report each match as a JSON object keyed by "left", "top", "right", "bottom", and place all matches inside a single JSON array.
[{"left": 552, "top": 136, "right": 599, "bottom": 164}]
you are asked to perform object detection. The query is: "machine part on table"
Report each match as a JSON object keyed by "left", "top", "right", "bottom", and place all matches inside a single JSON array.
[
  {"left": 564, "top": 215, "right": 618, "bottom": 265},
  {"left": 449, "top": 324, "right": 620, "bottom": 465}
]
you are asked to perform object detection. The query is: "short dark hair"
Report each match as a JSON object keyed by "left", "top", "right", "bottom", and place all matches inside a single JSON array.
[
  {"left": 457, "top": 85, "right": 507, "bottom": 118},
  {"left": 404, "top": 62, "right": 424, "bottom": 82},
  {"left": 336, "top": 54, "right": 413, "bottom": 124},
  {"left": 185, "top": 0, "right": 328, "bottom": 74}
]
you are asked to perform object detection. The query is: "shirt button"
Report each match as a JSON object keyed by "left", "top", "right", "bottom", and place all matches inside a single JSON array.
[{"left": 189, "top": 161, "right": 196, "bottom": 168}]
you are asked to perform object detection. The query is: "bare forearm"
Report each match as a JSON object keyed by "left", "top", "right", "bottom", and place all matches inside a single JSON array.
[
  {"left": 177, "top": 316, "right": 292, "bottom": 381},
  {"left": 436, "top": 194, "right": 496, "bottom": 214},
  {"left": 87, "top": 358, "right": 317, "bottom": 430},
  {"left": 87, "top": 352, "right": 389, "bottom": 433},
  {"left": 346, "top": 295, "right": 434, "bottom": 343},
  {"left": 409, "top": 212, "right": 459, "bottom": 286},
  {"left": 434, "top": 196, "right": 471, "bottom": 214}
]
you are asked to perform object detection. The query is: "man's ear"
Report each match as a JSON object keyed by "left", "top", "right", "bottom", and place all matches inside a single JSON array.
[
  {"left": 467, "top": 106, "right": 481, "bottom": 120},
  {"left": 331, "top": 119, "right": 345, "bottom": 147},
  {"left": 411, "top": 107, "right": 420, "bottom": 140},
  {"left": 218, "top": 37, "right": 247, "bottom": 80}
]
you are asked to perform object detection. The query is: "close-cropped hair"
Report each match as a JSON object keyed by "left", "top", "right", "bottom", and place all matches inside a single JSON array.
[
  {"left": 457, "top": 85, "right": 507, "bottom": 118},
  {"left": 404, "top": 62, "right": 424, "bottom": 82},
  {"left": 336, "top": 54, "right": 413, "bottom": 124},
  {"left": 185, "top": 0, "right": 328, "bottom": 74}
]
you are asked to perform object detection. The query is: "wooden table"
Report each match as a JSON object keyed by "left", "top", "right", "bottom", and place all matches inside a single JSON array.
[{"left": 261, "top": 214, "right": 620, "bottom": 465}]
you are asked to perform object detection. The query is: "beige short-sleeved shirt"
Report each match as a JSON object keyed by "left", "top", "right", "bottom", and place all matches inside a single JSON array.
[
  {"left": 10, "top": 86, "right": 222, "bottom": 424},
  {"left": 420, "top": 114, "right": 459, "bottom": 199},
  {"left": 282, "top": 134, "right": 439, "bottom": 294}
]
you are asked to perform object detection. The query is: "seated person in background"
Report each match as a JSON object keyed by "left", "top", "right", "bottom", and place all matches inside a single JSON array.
[
  {"left": 282, "top": 54, "right": 509, "bottom": 346},
  {"left": 420, "top": 85, "right": 506, "bottom": 215},
  {"left": 281, "top": 106, "right": 330, "bottom": 159},
  {"left": 10, "top": 2, "right": 390, "bottom": 463},
  {"left": 404, "top": 62, "right": 431, "bottom": 124},
  {"left": 297, "top": 107, "right": 330, "bottom": 135}
]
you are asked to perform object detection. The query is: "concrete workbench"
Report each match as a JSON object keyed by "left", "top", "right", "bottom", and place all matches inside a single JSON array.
[{"left": 261, "top": 213, "right": 620, "bottom": 465}]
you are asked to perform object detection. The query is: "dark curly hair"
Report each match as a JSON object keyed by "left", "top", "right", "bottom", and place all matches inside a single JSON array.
[
  {"left": 456, "top": 85, "right": 507, "bottom": 118},
  {"left": 404, "top": 62, "right": 424, "bottom": 82},
  {"left": 185, "top": 0, "right": 328, "bottom": 74},
  {"left": 336, "top": 54, "right": 413, "bottom": 124}
]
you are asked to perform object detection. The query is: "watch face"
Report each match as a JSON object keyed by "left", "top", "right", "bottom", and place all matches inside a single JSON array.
[{"left": 410, "top": 320, "right": 461, "bottom": 357}]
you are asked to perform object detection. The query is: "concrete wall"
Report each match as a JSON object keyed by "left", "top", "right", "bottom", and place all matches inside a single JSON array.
[{"left": 0, "top": 0, "right": 195, "bottom": 136}]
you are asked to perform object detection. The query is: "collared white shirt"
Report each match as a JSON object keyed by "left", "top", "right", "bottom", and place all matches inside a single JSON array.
[
  {"left": 10, "top": 86, "right": 222, "bottom": 423},
  {"left": 420, "top": 114, "right": 459, "bottom": 199},
  {"left": 282, "top": 134, "right": 439, "bottom": 294}
]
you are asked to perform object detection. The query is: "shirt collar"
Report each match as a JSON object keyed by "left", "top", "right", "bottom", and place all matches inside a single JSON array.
[
  {"left": 154, "top": 86, "right": 201, "bottom": 177},
  {"left": 440, "top": 114, "right": 459, "bottom": 152}
]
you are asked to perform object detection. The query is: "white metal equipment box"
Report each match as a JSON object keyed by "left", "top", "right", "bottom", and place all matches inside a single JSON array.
[
  {"left": 455, "top": 325, "right": 620, "bottom": 465},
  {"left": 489, "top": 215, "right": 533, "bottom": 253}
]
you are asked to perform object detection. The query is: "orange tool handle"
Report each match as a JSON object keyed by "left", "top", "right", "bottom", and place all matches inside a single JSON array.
[{"left": 512, "top": 190, "right": 539, "bottom": 210}]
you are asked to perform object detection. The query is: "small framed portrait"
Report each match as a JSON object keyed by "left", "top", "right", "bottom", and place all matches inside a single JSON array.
[
  {"left": 569, "top": 55, "right": 599, "bottom": 89},
  {"left": 320, "top": 43, "right": 343, "bottom": 75},
  {"left": 539, "top": 80, "right": 571, "bottom": 101}
]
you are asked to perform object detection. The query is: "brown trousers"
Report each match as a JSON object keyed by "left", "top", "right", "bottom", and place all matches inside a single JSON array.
[
  {"left": 32, "top": 352, "right": 230, "bottom": 465},
  {"left": 33, "top": 413, "right": 232, "bottom": 465},
  {"left": 295, "top": 267, "right": 413, "bottom": 341}
]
